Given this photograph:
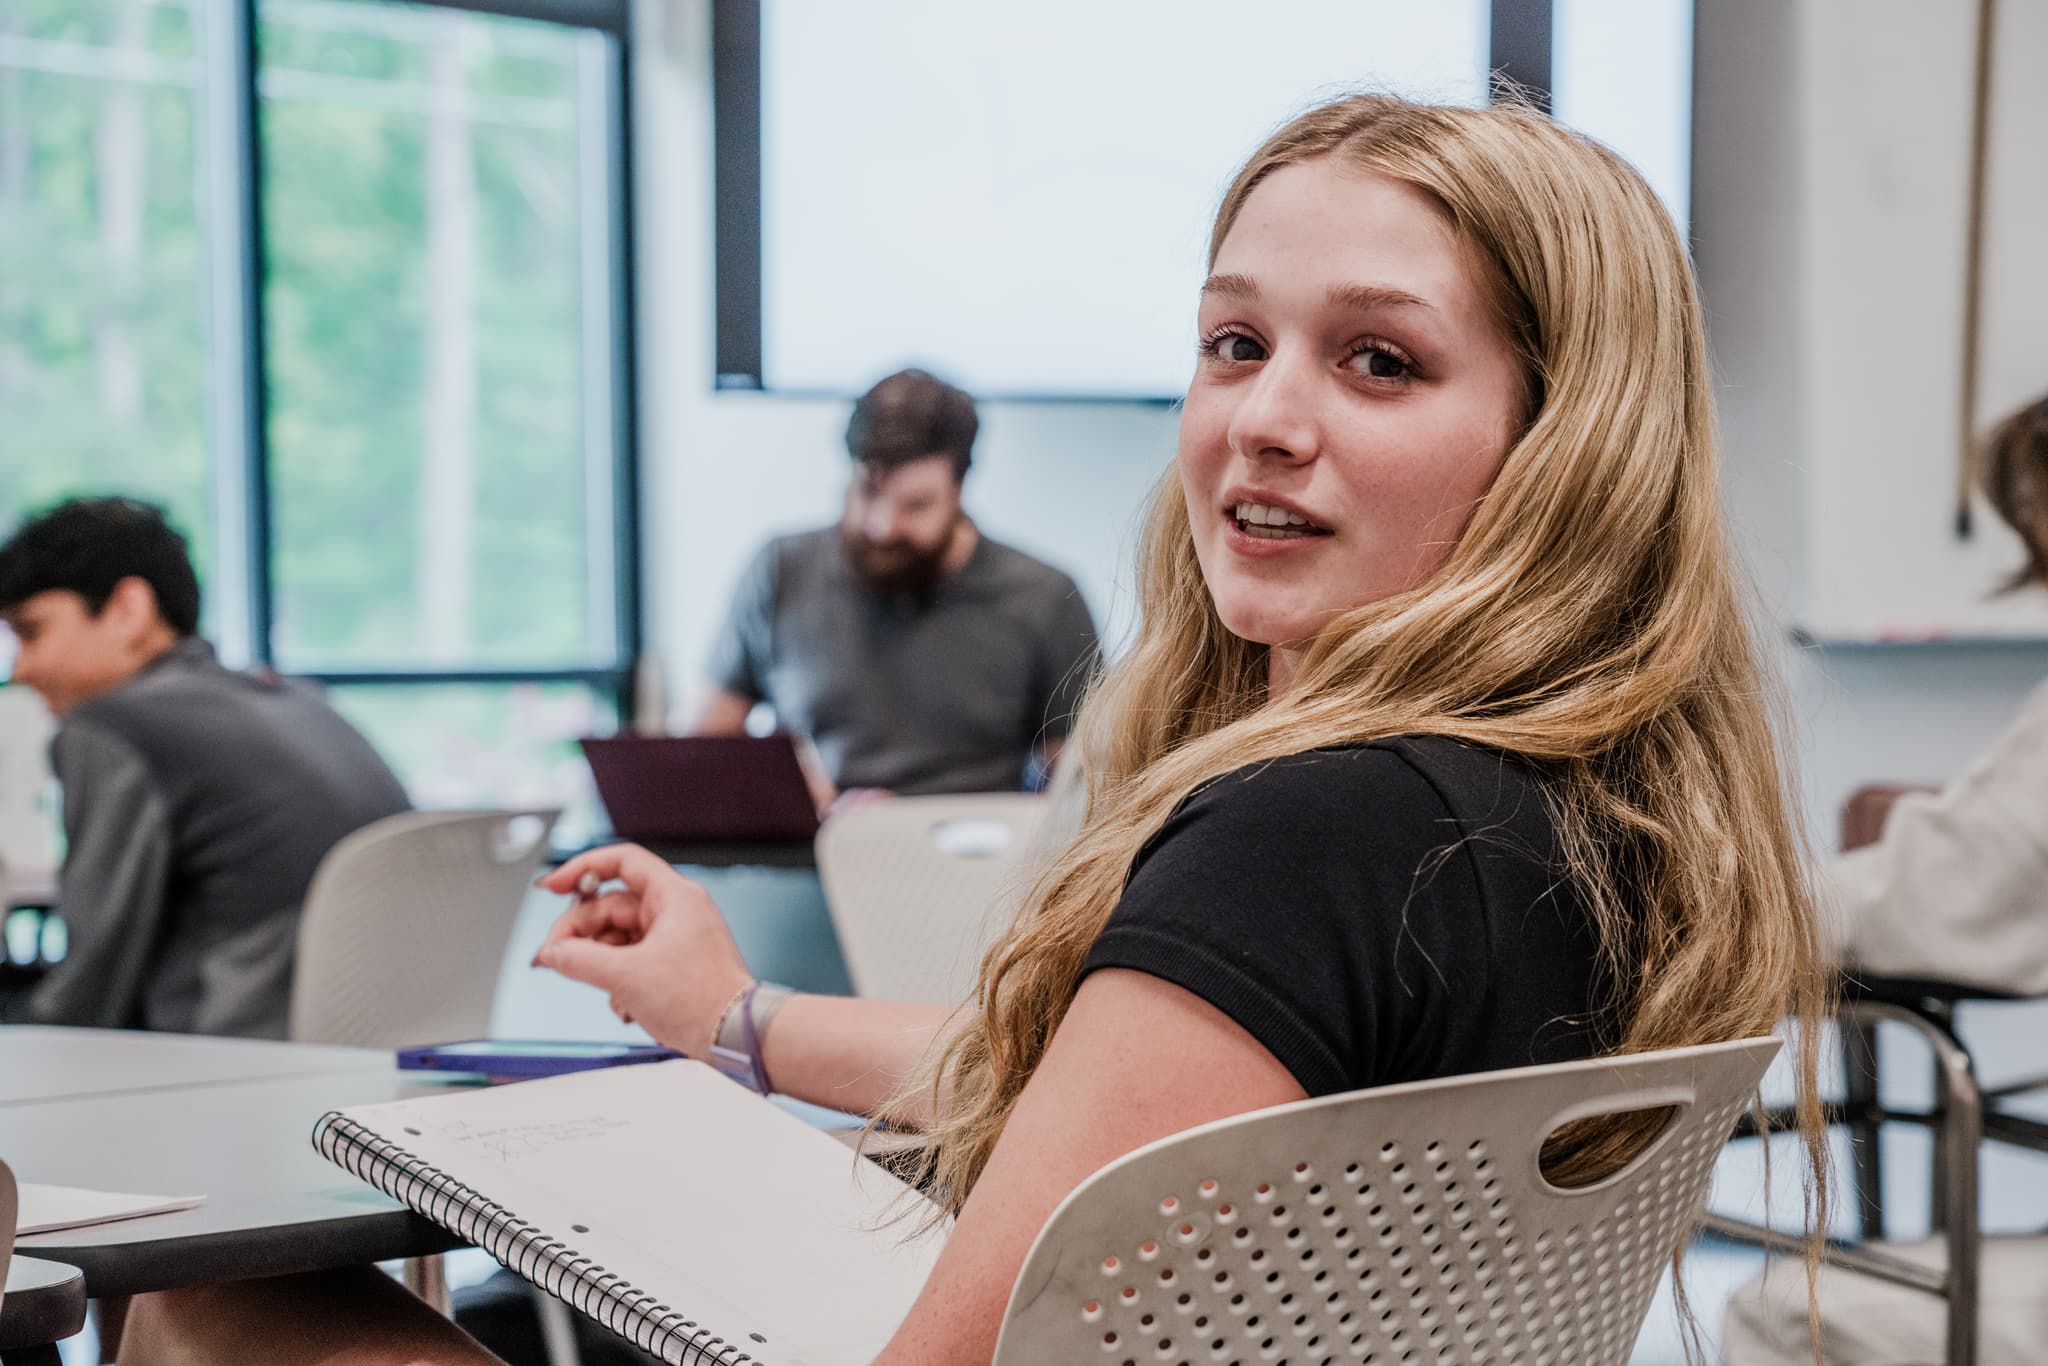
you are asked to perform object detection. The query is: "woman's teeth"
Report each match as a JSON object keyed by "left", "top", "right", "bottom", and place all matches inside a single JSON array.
[{"left": 1232, "top": 502, "right": 1323, "bottom": 538}]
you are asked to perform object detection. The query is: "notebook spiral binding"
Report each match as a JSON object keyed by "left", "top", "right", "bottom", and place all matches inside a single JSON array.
[{"left": 314, "top": 1112, "right": 762, "bottom": 1366}]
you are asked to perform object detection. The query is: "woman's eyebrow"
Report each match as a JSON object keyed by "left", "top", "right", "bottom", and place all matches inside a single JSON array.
[
  {"left": 1326, "top": 282, "right": 1435, "bottom": 313},
  {"left": 1199, "top": 272, "right": 1260, "bottom": 301}
]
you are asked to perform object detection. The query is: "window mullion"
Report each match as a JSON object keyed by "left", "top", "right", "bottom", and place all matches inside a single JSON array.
[{"left": 223, "top": 0, "right": 277, "bottom": 667}]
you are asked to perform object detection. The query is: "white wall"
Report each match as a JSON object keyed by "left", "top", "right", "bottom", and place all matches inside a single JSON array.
[
  {"left": 1698, "top": 0, "right": 2048, "bottom": 1241},
  {"left": 631, "top": 0, "right": 1175, "bottom": 722},
  {"left": 636, "top": 0, "right": 2048, "bottom": 832},
  {"left": 1695, "top": 0, "right": 2048, "bottom": 839},
  {"left": 1791, "top": 0, "right": 2048, "bottom": 640}
]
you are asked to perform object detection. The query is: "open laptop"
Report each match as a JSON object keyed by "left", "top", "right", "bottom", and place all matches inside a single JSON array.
[{"left": 580, "top": 734, "right": 821, "bottom": 844}]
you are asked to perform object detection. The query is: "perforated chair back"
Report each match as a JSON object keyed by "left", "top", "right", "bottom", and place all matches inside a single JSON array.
[
  {"left": 815, "top": 794, "right": 1048, "bottom": 1003},
  {"left": 991, "top": 1037, "right": 1779, "bottom": 1366},
  {"left": 0, "top": 1156, "right": 17, "bottom": 1316},
  {"left": 289, "top": 809, "right": 558, "bottom": 1048}
]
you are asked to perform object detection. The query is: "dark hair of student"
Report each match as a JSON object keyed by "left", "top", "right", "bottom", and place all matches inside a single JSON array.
[
  {"left": 844, "top": 368, "right": 978, "bottom": 480},
  {"left": 1983, "top": 395, "right": 2048, "bottom": 594},
  {"left": 0, "top": 497, "right": 203, "bottom": 636}
]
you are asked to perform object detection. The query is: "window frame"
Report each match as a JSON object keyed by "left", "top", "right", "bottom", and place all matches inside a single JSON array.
[{"left": 215, "top": 0, "right": 641, "bottom": 716}]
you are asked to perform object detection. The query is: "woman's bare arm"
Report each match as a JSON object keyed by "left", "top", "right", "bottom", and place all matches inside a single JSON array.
[
  {"left": 762, "top": 993, "right": 955, "bottom": 1120},
  {"left": 870, "top": 968, "right": 1307, "bottom": 1365},
  {"left": 533, "top": 845, "right": 952, "bottom": 1118}
]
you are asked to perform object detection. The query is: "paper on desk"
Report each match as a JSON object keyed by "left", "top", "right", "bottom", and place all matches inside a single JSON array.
[{"left": 16, "top": 1183, "right": 204, "bottom": 1236}]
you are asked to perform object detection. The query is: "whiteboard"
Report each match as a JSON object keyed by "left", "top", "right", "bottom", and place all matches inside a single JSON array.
[{"left": 755, "top": 0, "right": 1692, "bottom": 399}]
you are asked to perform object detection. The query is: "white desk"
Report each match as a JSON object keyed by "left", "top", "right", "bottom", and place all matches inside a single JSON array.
[
  {"left": 0, "top": 1026, "right": 382, "bottom": 1108},
  {"left": 0, "top": 1256, "right": 86, "bottom": 1364},
  {"left": 0, "top": 1027, "right": 466, "bottom": 1298}
]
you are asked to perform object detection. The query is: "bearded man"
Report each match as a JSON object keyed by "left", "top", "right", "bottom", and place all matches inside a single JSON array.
[{"left": 691, "top": 369, "right": 1099, "bottom": 801}]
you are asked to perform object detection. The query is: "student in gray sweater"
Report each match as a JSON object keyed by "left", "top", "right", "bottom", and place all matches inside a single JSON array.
[{"left": 0, "top": 498, "right": 409, "bottom": 1037}]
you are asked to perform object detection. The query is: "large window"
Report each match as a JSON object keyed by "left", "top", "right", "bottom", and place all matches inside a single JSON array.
[
  {"left": 0, "top": 0, "right": 637, "bottom": 824},
  {"left": 0, "top": 0, "right": 218, "bottom": 606}
]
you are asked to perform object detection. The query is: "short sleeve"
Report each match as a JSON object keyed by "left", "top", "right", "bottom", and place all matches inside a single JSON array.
[
  {"left": 1079, "top": 746, "right": 1491, "bottom": 1097},
  {"left": 1034, "top": 578, "right": 1100, "bottom": 744},
  {"left": 703, "top": 541, "right": 781, "bottom": 701}
]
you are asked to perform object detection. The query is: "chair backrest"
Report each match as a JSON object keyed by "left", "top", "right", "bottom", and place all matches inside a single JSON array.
[
  {"left": 0, "top": 1156, "right": 17, "bottom": 1316},
  {"left": 991, "top": 1037, "right": 1780, "bottom": 1366},
  {"left": 0, "top": 687, "right": 58, "bottom": 895},
  {"left": 1838, "top": 783, "right": 1937, "bottom": 853},
  {"left": 288, "top": 809, "right": 558, "bottom": 1048},
  {"left": 814, "top": 793, "right": 1049, "bottom": 1003}
]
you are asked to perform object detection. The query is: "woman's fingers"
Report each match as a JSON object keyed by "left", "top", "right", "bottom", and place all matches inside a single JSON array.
[
  {"left": 533, "top": 933, "right": 626, "bottom": 988},
  {"left": 540, "top": 892, "right": 629, "bottom": 947},
  {"left": 539, "top": 843, "right": 683, "bottom": 898}
]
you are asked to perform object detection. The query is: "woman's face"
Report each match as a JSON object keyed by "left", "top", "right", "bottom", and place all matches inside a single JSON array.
[{"left": 1178, "top": 161, "right": 1526, "bottom": 668}]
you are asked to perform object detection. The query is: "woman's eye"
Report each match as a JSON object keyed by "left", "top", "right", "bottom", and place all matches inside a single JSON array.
[
  {"left": 1208, "top": 332, "right": 1267, "bottom": 363},
  {"left": 1348, "top": 346, "right": 1411, "bottom": 380}
]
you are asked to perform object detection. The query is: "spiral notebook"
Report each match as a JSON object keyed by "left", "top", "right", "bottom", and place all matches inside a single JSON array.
[{"left": 312, "top": 1060, "right": 946, "bottom": 1366}]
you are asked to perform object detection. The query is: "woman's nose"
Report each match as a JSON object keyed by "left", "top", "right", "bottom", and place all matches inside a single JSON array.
[{"left": 1226, "top": 352, "right": 1322, "bottom": 466}]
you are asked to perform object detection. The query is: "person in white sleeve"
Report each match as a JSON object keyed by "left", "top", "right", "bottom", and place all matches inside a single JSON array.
[{"left": 1827, "top": 395, "right": 2048, "bottom": 996}]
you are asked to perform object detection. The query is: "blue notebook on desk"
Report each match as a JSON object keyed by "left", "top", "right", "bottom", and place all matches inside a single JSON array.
[{"left": 313, "top": 1060, "right": 944, "bottom": 1366}]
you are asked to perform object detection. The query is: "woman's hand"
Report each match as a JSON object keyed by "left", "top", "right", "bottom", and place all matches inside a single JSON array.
[{"left": 532, "top": 844, "right": 753, "bottom": 1058}]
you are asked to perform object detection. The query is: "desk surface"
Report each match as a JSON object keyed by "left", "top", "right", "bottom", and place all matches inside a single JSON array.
[
  {"left": 0, "top": 1029, "right": 465, "bottom": 1296},
  {"left": 0, "top": 1026, "right": 384, "bottom": 1108},
  {"left": 0, "top": 1256, "right": 87, "bottom": 1351}
]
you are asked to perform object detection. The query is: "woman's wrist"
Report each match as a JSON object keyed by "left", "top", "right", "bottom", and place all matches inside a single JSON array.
[
  {"left": 707, "top": 979, "right": 754, "bottom": 1056},
  {"left": 708, "top": 979, "right": 795, "bottom": 1094}
]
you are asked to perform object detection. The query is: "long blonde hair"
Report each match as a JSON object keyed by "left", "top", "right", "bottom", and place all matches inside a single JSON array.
[{"left": 894, "top": 91, "right": 1829, "bottom": 1293}]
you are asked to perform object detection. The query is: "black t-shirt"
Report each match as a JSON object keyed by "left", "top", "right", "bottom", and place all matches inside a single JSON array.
[{"left": 1080, "top": 736, "right": 1606, "bottom": 1097}]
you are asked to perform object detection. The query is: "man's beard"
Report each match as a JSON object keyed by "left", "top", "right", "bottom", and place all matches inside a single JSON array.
[{"left": 839, "top": 521, "right": 956, "bottom": 600}]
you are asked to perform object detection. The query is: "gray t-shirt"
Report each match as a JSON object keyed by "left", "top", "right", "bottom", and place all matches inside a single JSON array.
[{"left": 707, "top": 528, "right": 1099, "bottom": 795}]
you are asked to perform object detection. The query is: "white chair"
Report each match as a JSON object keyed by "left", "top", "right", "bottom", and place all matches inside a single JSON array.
[
  {"left": 0, "top": 688, "right": 58, "bottom": 912},
  {"left": 0, "top": 1156, "right": 15, "bottom": 1319},
  {"left": 814, "top": 793, "right": 1049, "bottom": 1003},
  {"left": 991, "top": 1037, "right": 1781, "bottom": 1366},
  {"left": 288, "top": 809, "right": 559, "bottom": 1049}
]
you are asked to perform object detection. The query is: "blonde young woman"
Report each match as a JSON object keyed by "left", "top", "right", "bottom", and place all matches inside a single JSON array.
[{"left": 121, "top": 93, "right": 1830, "bottom": 1366}]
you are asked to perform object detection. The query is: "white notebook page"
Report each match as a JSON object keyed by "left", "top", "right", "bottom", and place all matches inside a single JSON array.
[{"left": 332, "top": 1061, "right": 945, "bottom": 1366}]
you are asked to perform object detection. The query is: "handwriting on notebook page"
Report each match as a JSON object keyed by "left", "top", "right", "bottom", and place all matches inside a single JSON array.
[{"left": 407, "top": 1115, "right": 632, "bottom": 1164}]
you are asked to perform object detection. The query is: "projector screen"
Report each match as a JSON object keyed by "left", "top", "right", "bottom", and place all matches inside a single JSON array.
[{"left": 716, "top": 0, "right": 1692, "bottom": 400}]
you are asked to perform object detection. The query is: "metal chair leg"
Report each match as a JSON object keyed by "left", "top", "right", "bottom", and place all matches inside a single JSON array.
[
  {"left": 1841, "top": 1014, "right": 1886, "bottom": 1238},
  {"left": 1929, "top": 1011, "right": 1981, "bottom": 1366},
  {"left": 402, "top": 1254, "right": 452, "bottom": 1318},
  {"left": 1925, "top": 999, "right": 1957, "bottom": 1234},
  {"left": 1715, "top": 1000, "right": 1984, "bottom": 1366},
  {"left": 536, "top": 1289, "right": 587, "bottom": 1366}
]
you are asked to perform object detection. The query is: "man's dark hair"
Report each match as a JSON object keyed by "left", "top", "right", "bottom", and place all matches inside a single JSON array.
[
  {"left": 0, "top": 497, "right": 203, "bottom": 635},
  {"left": 844, "top": 368, "right": 978, "bottom": 480},
  {"left": 1983, "top": 395, "right": 2048, "bottom": 594}
]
